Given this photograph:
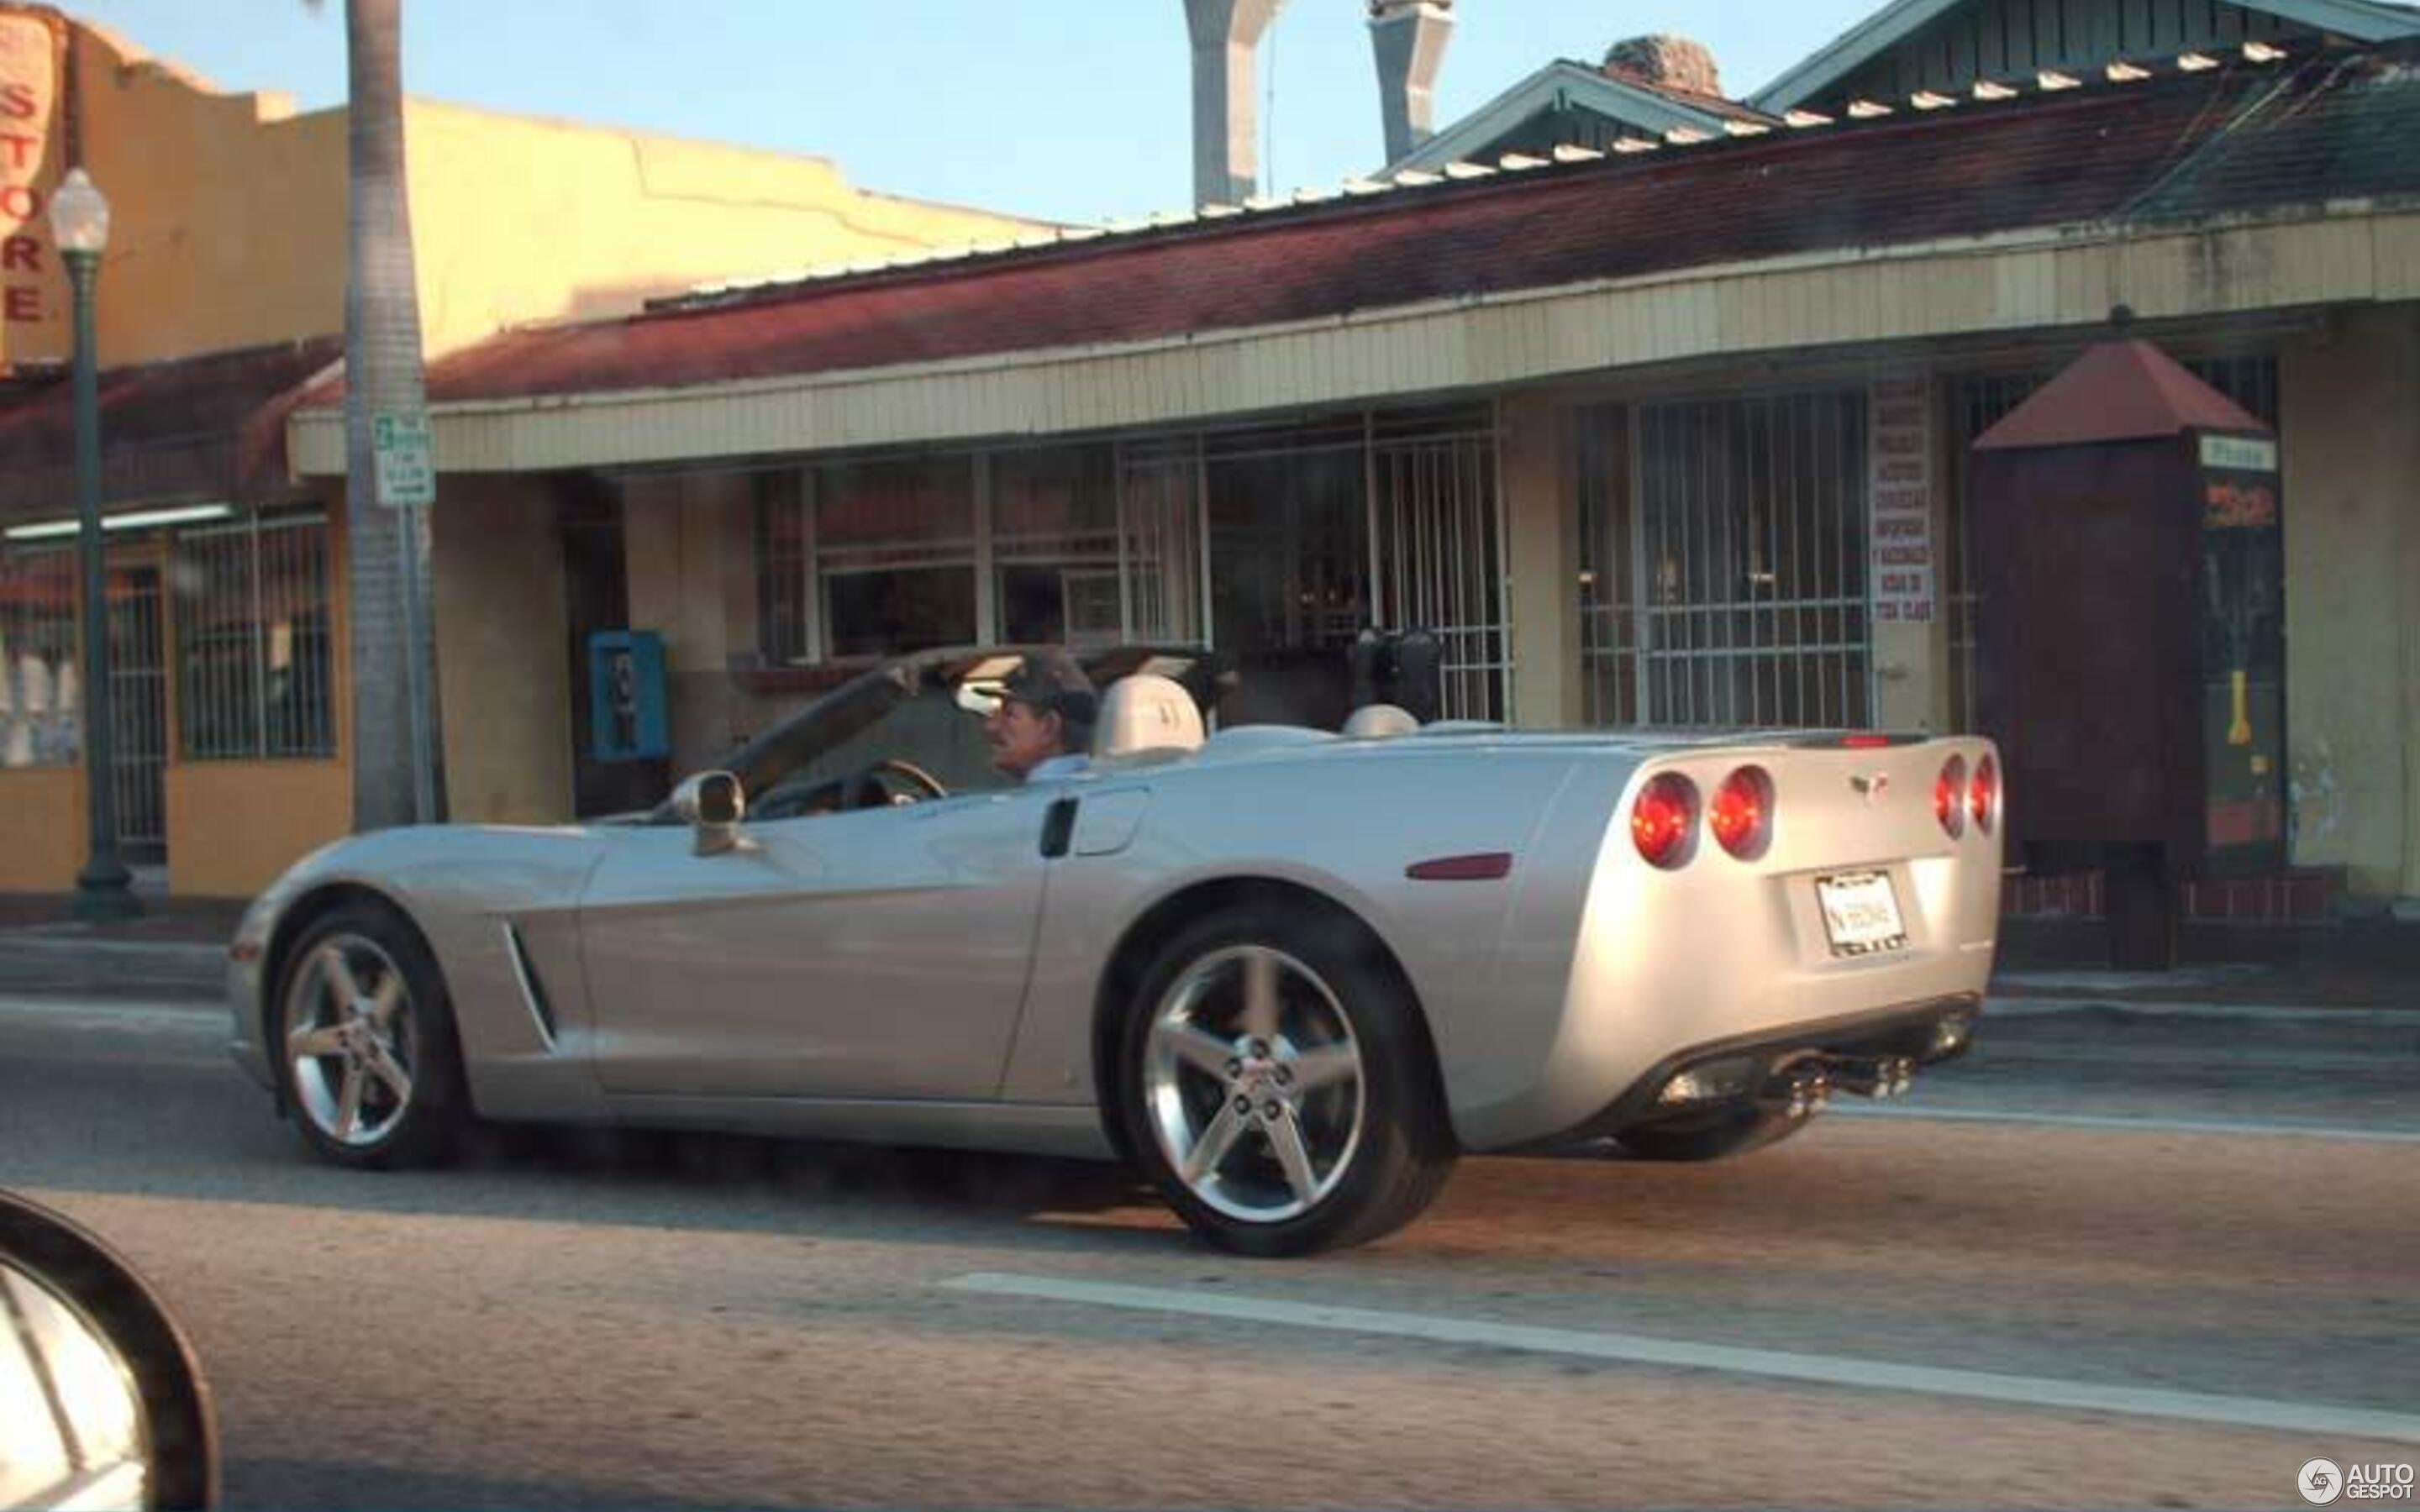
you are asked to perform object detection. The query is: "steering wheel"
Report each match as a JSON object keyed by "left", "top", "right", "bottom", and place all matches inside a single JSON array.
[{"left": 848, "top": 757, "right": 950, "bottom": 809}]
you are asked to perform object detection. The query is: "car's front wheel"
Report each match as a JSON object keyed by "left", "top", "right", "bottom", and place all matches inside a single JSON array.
[
  {"left": 1117, "top": 906, "right": 1455, "bottom": 1257},
  {"left": 273, "top": 903, "right": 469, "bottom": 1170}
]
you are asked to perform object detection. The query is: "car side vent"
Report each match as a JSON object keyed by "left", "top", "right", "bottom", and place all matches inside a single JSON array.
[{"left": 501, "top": 922, "right": 560, "bottom": 1048}]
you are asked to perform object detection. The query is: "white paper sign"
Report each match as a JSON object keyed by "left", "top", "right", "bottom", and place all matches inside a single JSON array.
[{"left": 1869, "top": 378, "right": 1935, "bottom": 624}]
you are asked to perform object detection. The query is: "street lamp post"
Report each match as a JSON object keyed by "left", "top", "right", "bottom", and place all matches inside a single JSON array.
[{"left": 50, "top": 168, "right": 139, "bottom": 921}]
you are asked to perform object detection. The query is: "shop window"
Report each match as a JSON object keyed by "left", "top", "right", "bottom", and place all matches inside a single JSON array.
[
  {"left": 994, "top": 445, "right": 1122, "bottom": 646},
  {"left": 817, "top": 456, "right": 976, "bottom": 657},
  {"left": 755, "top": 444, "right": 1204, "bottom": 664},
  {"left": 173, "top": 511, "right": 335, "bottom": 760},
  {"left": 0, "top": 546, "right": 78, "bottom": 768}
]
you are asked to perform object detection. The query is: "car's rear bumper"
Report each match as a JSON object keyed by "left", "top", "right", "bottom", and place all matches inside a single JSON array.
[{"left": 1556, "top": 993, "right": 1981, "bottom": 1147}]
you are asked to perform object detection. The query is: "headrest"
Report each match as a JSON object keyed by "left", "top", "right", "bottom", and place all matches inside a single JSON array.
[
  {"left": 1341, "top": 703, "right": 1419, "bottom": 739},
  {"left": 1092, "top": 674, "right": 1205, "bottom": 760}
]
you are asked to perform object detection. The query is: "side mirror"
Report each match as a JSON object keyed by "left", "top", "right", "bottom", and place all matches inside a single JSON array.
[
  {"left": 671, "top": 770, "right": 747, "bottom": 856},
  {"left": 0, "top": 1191, "right": 218, "bottom": 1510}
]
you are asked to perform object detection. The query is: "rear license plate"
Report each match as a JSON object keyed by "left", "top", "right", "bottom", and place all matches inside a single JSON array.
[{"left": 1817, "top": 870, "right": 1907, "bottom": 957}]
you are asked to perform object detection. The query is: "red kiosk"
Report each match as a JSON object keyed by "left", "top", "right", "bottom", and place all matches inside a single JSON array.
[{"left": 1970, "top": 336, "right": 2285, "bottom": 969}]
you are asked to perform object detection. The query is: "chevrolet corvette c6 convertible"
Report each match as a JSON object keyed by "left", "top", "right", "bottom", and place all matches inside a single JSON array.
[{"left": 228, "top": 646, "right": 2002, "bottom": 1256}]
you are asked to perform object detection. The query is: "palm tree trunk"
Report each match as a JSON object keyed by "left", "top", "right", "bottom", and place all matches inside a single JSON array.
[{"left": 340, "top": 0, "right": 441, "bottom": 828}]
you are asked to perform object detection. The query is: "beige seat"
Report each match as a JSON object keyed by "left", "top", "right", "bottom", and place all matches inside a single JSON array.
[
  {"left": 1341, "top": 702, "right": 1419, "bottom": 739},
  {"left": 1092, "top": 673, "right": 1205, "bottom": 762}
]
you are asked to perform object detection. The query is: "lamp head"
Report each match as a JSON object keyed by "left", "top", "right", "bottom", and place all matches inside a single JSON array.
[{"left": 48, "top": 167, "right": 109, "bottom": 256}]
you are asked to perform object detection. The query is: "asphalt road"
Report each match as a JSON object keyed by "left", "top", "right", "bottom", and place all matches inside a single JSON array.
[{"left": 1, "top": 992, "right": 2414, "bottom": 1509}]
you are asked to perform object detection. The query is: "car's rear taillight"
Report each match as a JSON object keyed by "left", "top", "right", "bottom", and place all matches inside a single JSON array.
[
  {"left": 1709, "top": 765, "right": 1774, "bottom": 861},
  {"left": 1632, "top": 773, "right": 1699, "bottom": 869},
  {"left": 1969, "top": 753, "right": 1999, "bottom": 834},
  {"left": 1935, "top": 755, "right": 1968, "bottom": 838}
]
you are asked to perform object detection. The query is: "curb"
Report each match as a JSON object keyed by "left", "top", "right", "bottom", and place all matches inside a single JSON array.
[{"left": 0, "top": 933, "right": 225, "bottom": 1000}]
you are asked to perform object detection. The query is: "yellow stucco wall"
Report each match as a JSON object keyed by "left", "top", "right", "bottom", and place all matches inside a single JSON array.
[
  {"left": 166, "top": 760, "right": 350, "bottom": 899},
  {"left": 2280, "top": 305, "right": 2420, "bottom": 904},
  {"left": 1501, "top": 394, "right": 1581, "bottom": 730},
  {"left": 65, "top": 20, "right": 1044, "bottom": 368},
  {"left": 402, "top": 102, "right": 1045, "bottom": 359},
  {"left": 431, "top": 475, "right": 571, "bottom": 824},
  {"left": 0, "top": 766, "right": 84, "bottom": 891}
]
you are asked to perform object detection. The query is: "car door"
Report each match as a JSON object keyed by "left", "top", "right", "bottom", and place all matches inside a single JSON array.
[{"left": 575, "top": 784, "right": 1060, "bottom": 1102}]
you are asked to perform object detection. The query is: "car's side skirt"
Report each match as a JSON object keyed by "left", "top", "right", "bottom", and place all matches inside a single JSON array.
[{"left": 598, "top": 1095, "right": 1120, "bottom": 1163}]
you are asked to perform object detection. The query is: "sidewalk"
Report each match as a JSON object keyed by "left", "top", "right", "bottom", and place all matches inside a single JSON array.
[
  {"left": 0, "top": 892, "right": 241, "bottom": 1000},
  {"left": 0, "top": 891, "right": 2412, "bottom": 1011}
]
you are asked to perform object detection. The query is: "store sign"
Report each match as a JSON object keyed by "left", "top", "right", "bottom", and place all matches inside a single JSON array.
[
  {"left": 372, "top": 411, "right": 435, "bottom": 507},
  {"left": 1868, "top": 378, "right": 1936, "bottom": 624},
  {"left": 0, "top": 5, "right": 66, "bottom": 370}
]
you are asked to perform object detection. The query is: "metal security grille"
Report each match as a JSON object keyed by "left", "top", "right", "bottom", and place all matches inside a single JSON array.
[
  {"left": 0, "top": 546, "right": 76, "bottom": 769},
  {"left": 1944, "top": 354, "right": 2278, "bottom": 731},
  {"left": 754, "top": 470, "right": 814, "bottom": 665},
  {"left": 107, "top": 566, "right": 167, "bottom": 861},
  {"left": 1370, "top": 416, "right": 1506, "bottom": 721},
  {"left": 1586, "top": 392, "right": 1871, "bottom": 729},
  {"left": 175, "top": 511, "right": 336, "bottom": 760}
]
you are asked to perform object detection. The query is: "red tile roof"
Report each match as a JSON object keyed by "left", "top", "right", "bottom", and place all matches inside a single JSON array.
[
  {"left": 1975, "top": 339, "right": 2269, "bottom": 449},
  {"left": 0, "top": 338, "right": 341, "bottom": 521},
  {"left": 377, "top": 49, "right": 2402, "bottom": 411}
]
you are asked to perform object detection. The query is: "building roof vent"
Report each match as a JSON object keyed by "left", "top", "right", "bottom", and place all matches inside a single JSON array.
[{"left": 1603, "top": 34, "right": 1722, "bottom": 98}]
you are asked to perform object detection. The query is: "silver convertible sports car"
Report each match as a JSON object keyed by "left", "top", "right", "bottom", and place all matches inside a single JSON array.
[{"left": 228, "top": 646, "right": 2004, "bottom": 1256}]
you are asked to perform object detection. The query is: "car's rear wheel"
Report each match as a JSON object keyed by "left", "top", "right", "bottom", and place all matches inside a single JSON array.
[
  {"left": 1117, "top": 906, "right": 1455, "bottom": 1257},
  {"left": 274, "top": 903, "right": 469, "bottom": 1170}
]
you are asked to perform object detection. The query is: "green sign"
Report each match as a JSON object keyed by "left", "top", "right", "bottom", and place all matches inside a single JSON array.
[{"left": 372, "top": 411, "right": 435, "bottom": 508}]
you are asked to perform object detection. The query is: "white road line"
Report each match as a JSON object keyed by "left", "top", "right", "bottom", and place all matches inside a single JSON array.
[
  {"left": 0, "top": 996, "right": 224, "bottom": 1034},
  {"left": 947, "top": 1273, "right": 2420, "bottom": 1446},
  {"left": 1832, "top": 1103, "right": 2420, "bottom": 1143}
]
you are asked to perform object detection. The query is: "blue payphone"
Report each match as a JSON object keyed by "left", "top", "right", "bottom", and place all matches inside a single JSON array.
[{"left": 587, "top": 630, "right": 669, "bottom": 762}]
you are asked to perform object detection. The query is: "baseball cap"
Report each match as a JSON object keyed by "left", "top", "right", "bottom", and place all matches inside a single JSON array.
[{"left": 998, "top": 649, "right": 1097, "bottom": 727}]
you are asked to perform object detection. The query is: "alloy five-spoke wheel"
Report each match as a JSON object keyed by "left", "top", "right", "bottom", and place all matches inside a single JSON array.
[
  {"left": 1120, "top": 905, "right": 1455, "bottom": 1257},
  {"left": 273, "top": 903, "right": 467, "bottom": 1169},
  {"left": 1143, "top": 945, "right": 1366, "bottom": 1224},
  {"left": 284, "top": 934, "right": 418, "bottom": 1150}
]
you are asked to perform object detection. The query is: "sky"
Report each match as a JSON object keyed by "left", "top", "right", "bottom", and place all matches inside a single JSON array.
[{"left": 66, "top": 2, "right": 1882, "bottom": 226}]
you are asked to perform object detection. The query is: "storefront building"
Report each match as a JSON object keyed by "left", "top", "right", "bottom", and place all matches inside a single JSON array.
[
  {"left": 0, "top": 5, "right": 1043, "bottom": 896},
  {"left": 284, "top": 30, "right": 2420, "bottom": 918}
]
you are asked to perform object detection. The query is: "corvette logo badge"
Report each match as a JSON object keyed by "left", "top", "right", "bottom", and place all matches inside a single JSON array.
[{"left": 1851, "top": 774, "right": 1890, "bottom": 801}]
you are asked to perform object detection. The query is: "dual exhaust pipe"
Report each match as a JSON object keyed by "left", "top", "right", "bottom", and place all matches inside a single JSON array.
[{"left": 1760, "top": 1054, "right": 1918, "bottom": 1120}]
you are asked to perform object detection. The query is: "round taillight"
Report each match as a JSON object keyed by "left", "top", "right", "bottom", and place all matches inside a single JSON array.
[
  {"left": 1710, "top": 765, "right": 1775, "bottom": 860},
  {"left": 1970, "top": 753, "right": 1999, "bottom": 834},
  {"left": 1935, "top": 755, "right": 1968, "bottom": 837},
  {"left": 1631, "top": 772, "right": 1699, "bottom": 869}
]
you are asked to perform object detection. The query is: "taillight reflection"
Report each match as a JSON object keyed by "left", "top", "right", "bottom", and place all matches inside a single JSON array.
[
  {"left": 1970, "top": 753, "right": 1999, "bottom": 834},
  {"left": 1935, "top": 755, "right": 1968, "bottom": 838},
  {"left": 1631, "top": 773, "right": 1699, "bottom": 869},
  {"left": 1710, "top": 765, "right": 1775, "bottom": 861}
]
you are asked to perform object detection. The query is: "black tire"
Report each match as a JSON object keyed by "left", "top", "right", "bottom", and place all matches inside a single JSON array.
[
  {"left": 1115, "top": 904, "right": 1455, "bottom": 1257},
  {"left": 1612, "top": 1106, "right": 1804, "bottom": 1163},
  {"left": 271, "top": 902, "right": 470, "bottom": 1170}
]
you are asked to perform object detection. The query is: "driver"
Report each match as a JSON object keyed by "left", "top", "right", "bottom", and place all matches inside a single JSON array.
[{"left": 984, "top": 650, "right": 1097, "bottom": 783}]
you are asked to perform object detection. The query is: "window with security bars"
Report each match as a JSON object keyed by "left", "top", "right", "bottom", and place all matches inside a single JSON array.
[
  {"left": 755, "top": 443, "right": 1207, "bottom": 666},
  {"left": 993, "top": 446, "right": 1122, "bottom": 647},
  {"left": 0, "top": 545, "right": 77, "bottom": 768},
  {"left": 1581, "top": 391, "right": 1872, "bottom": 729},
  {"left": 1944, "top": 353, "right": 2278, "bottom": 731},
  {"left": 174, "top": 511, "right": 335, "bottom": 760}
]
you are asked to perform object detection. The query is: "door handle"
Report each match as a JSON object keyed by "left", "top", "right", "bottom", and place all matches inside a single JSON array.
[{"left": 1039, "top": 797, "right": 1078, "bottom": 858}]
